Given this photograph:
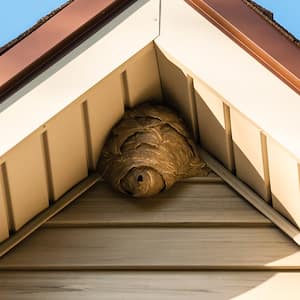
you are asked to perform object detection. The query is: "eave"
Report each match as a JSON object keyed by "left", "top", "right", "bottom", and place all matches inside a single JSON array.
[
  {"left": 0, "top": 0, "right": 300, "bottom": 256},
  {"left": 187, "top": 0, "right": 300, "bottom": 94},
  {"left": 0, "top": 0, "right": 136, "bottom": 99},
  {"left": 0, "top": 0, "right": 299, "bottom": 101}
]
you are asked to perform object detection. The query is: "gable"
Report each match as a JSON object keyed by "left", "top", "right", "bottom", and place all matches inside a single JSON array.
[{"left": 0, "top": 0, "right": 300, "bottom": 256}]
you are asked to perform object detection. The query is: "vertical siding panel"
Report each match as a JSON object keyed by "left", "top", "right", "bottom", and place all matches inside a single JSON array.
[
  {"left": 121, "top": 71, "right": 130, "bottom": 108},
  {"left": 46, "top": 104, "right": 88, "bottom": 200},
  {"left": 223, "top": 104, "right": 235, "bottom": 172},
  {"left": 41, "top": 131, "right": 55, "bottom": 203},
  {"left": 194, "top": 79, "right": 232, "bottom": 170},
  {"left": 261, "top": 133, "right": 272, "bottom": 201},
  {"left": 0, "top": 165, "right": 9, "bottom": 242},
  {"left": 82, "top": 101, "right": 94, "bottom": 171},
  {"left": 268, "top": 137, "right": 300, "bottom": 227},
  {"left": 231, "top": 109, "right": 271, "bottom": 202},
  {"left": 3, "top": 134, "right": 49, "bottom": 230},
  {"left": 126, "top": 44, "right": 162, "bottom": 107},
  {"left": 85, "top": 72, "right": 124, "bottom": 170},
  {"left": 187, "top": 75, "right": 199, "bottom": 140},
  {"left": 156, "top": 47, "right": 195, "bottom": 133}
]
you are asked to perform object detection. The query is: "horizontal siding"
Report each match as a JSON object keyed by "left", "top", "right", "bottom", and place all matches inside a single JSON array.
[
  {"left": 47, "top": 181, "right": 271, "bottom": 226},
  {"left": 1, "top": 271, "right": 300, "bottom": 300},
  {"left": 1, "top": 227, "right": 299, "bottom": 270},
  {"left": 0, "top": 170, "right": 295, "bottom": 296}
]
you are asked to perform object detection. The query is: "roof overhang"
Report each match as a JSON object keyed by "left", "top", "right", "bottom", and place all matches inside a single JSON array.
[
  {"left": 187, "top": 0, "right": 300, "bottom": 94},
  {"left": 0, "top": 0, "right": 300, "bottom": 254},
  {"left": 0, "top": 0, "right": 136, "bottom": 99},
  {"left": 0, "top": 0, "right": 299, "bottom": 100}
]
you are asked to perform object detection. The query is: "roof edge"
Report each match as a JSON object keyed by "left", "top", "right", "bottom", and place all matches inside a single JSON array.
[
  {"left": 242, "top": 0, "right": 300, "bottom": 47},
  {"left": 0, "top": 0, "right": 75, "bottom": 56},
  {"left": 186, "top": 0, "right": 300, "bottom": 95},
  {"left": 0, "top": 0, "right": 136, "bottom": 101}
]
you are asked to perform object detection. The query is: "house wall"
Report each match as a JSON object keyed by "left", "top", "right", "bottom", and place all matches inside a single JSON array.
[
  {"left": 0, "top": 42, "right": 162, "bottom": 243},
  {"left": 155, "top": 0, "right": 300, "bottom": 228},
  {"left": 0, "top": 0, "right": 161, "bottom": 244},
  {"left": 1, "top": 0, "right": 299, "bottom": 247},
  {"left": 156, "top": 47, "right": 270, "bottom": 200},
  {"left": 0, "top": 169, "right": 10, "bottom": 241}
]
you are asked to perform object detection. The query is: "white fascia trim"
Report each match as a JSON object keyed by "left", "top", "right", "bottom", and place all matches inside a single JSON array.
[
  {"left": 0, "top": 0, "right": 160, "bottom": 157},
  {"left": 156, "top": 0, "right": 300, "bottom": 160}
]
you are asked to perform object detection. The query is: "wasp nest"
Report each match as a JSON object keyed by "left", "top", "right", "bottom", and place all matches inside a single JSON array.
[{"left": 98, "top": 103, "right": 210, "bottom": 197}]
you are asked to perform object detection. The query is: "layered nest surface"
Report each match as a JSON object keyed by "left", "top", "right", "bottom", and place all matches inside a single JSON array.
[{"left": 98, "top": 103, "right": 210, "bottom": 198}]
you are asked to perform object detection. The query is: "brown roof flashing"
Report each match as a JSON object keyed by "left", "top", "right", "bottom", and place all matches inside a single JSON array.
[
  {"left": 0, "top": 0, "right": 299, "bottom": 101},
  {"left": 243, "top": 0, "right": 300, "bottom": 48},
  {"left": 0, "top": 0, "right": 74, "bottom": 56},
  {"left": 186, "top": 0, "right": 300, "bottom": 95},
  {"left": 0, "top": 0, "right": 135, "bottom": 100}
]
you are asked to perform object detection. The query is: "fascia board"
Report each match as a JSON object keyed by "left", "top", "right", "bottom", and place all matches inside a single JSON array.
[
  {"left": 155, "top": 0, "right": 300, "bottom": 162},
  {"left": 0, "top": 0, "right": 159, "bottom": 157},
  {"left": 0, "top": 0, "right": 136, "bottom": 97}
]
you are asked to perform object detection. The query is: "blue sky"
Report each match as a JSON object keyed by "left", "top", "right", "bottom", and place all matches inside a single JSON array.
[
  {"left": 255, "top": 0, "right": 300, "bottom": 39},
  {"left": 0, "top": 0, "right": 299, "bottom": 48},
  {"left": 0, "top": 0, "right": 68, "bottom": 48}
]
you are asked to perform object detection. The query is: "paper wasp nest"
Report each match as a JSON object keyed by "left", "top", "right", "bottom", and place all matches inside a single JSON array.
[{"left": 98, "top": 103, "right": 210, "bottom": 197}]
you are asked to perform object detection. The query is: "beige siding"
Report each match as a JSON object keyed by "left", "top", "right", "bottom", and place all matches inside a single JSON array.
[
  {"left": 156, "top": 47, "right": 198, "bottom": 138},
  {"left": 3, "top": 135, "right": 49, "bottom": 230},
  {"left": 0, "top": 1, "right": 162, "bottom": 250},
  {"left": 84, "top": 72, "right": 124, "bottom": 170},
  {"left": 231, "top": 109, "right": 271, "bottom": 202},
  {"left": 2, "top": 272, "right": 300, "bottom": 300},
  {"left": 46, "top": 105, "right": 88, "bottom": 200},
  {"left": 0, "top": 41, "right": 164, "bottom": 250},
  {"left": 126, "top": 44, "right": 162, "bottom": 107},
  {"left": 155, "top": 0, "right": 300, "bottom": 229},
  {"left": 0, "top": 0, "right": 160, "bottom": 158},
  {"left": 0, "top": 167, "right": 9, "bottom": 242},
  {"left": 194, "top": 79, "right": 233, "bottom": 170},
  {"left": 267, "top": 138, "right": 300, "bottom": 227},
  {"left": 2, "top": 175, "right": 299, "bottom": 299}
]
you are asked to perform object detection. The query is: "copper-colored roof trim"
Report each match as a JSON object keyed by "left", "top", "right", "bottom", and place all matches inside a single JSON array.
[
  {"left": 0, "top": 0, "right": 74, "bottom": 56},
  {"left": 242, "top": 0, "right": 300, "bottom": 48},
  {"left": 1, "top": 0, "right": 299, "bottom": 101},
  {"left": 186, "top": 0, "right": 300, "bottom": 95},
  {"left": 0, "top": 0, "right": 135, "bottom": 100}
]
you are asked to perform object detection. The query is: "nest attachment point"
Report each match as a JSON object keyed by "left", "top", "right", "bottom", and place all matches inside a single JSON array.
[{"left": 97, "top": 103, "right": 210, "bottom": 197}]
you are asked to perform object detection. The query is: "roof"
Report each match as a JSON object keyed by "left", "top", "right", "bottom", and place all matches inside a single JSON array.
[
  {"left": 0, "top": 0, "right": 135, "bottom": 100},
  {"left": 186, "top": 0, "right": 300, "bottom": 94},
  {"left": 243, "top": 0, "right": 300, "bottom": 46},
  {"left": 0, "top": 0, "right": 74, "bottom": 55},
  {"left": 0, "top": 0, "right": 299, "bottom": 101},
  {"left": 0, "top": 0, "right": 300, "bottom": 101}
]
